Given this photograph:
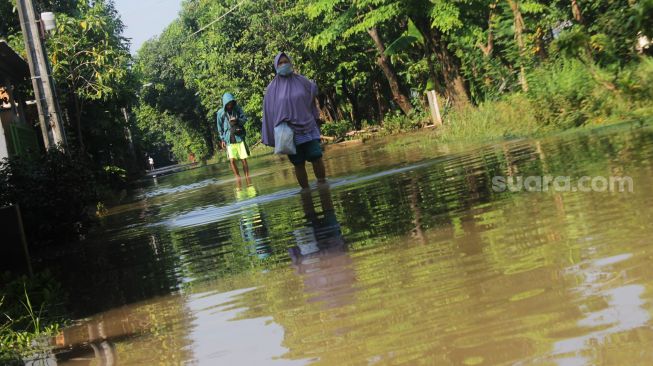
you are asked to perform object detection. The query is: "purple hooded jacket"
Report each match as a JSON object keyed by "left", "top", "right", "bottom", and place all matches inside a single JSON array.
[{"left": 262, "top": 53, "right": 320, "bottom": 147}]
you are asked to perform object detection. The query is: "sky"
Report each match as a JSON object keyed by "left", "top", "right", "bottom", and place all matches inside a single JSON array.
[{"left": 114, "top": 0, "right": 182, "bottom": 55}]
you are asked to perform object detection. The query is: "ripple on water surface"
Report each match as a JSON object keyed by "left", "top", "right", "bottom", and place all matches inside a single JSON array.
[{"left": 50, "top": 126, "right": 653, "bottom": 365}]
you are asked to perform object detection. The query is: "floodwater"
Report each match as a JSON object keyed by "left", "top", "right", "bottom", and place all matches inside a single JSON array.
[{"left": 47, "top": 123, "right": 653, "bottom": 365}]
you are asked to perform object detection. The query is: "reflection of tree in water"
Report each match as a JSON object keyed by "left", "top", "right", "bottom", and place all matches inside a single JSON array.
[
  {"left": 169, "top": 219, "right": 234, "bottom": 284},
  {"left": 167, "top": 181, "right": 278, "bottom": 284},
  {"left": 204, "top": 129, "right": 653, "bottom": 365},
  {"left": 46, "top": 228, "right": 182, "bottom": 318},
  {"left": 55, "top": 294, "right": 194, "bottom": 366}
]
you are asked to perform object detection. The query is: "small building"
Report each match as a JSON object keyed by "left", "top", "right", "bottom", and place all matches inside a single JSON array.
[{"left": 0, "top": 40, "right": 40, "bottom": 160}]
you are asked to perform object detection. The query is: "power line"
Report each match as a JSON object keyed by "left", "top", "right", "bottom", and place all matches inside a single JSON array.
[{"left": 188, "top": 0, "right": 247, "bottom": 38}]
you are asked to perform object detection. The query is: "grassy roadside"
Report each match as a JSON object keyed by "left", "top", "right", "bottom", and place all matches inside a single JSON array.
[
  {"left": 322, "top": 57, "right": 653, "bottom": 147},
  {"left": 1, "top": 272, "right": 68, "bottom": 365},
  {"left": 201, "top": 58, "right": 653, "bottom": 165}
]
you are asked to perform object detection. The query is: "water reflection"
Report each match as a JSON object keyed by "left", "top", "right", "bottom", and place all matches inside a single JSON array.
[
  {"left": 289, "top": 187, "right": 354, "bottom": 310},
  {"left": 42, "top": 124, "right": 653, "bottom": 365},
  {"left": 236, "top": 179, "right": 273, "bottom": 260},
  {"left": 540, "top": 253, "right": 653, "bottom": 366}
]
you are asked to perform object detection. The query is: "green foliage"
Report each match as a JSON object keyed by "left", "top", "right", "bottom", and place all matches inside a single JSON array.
[
  {"left": 429, "top": 0, "right": 464, "bottom": 32},
  {"left": 321, "top": 120, "right": 353, "bottom": 140},
  {"left": 3, "top": 0, "right": 651, "bottom": 169},
  {"left": 438, "top": 95, "right": 541, "bottom": 143},
  {"left": 437, "top": 57, "right": 653, "bottom": 143},
  {"left": 526, "top": 59, "right": 621, "bottom": 128},
  {"left": 101, "top": 165, "right": 127, "bottom": 189},
  {"left": 1, "top": 271, "right": 67, "bottom": 364},
  {"left": 1, "top": 0, "right": 143, "bottom": 177},
  {"left": 48, "top": 0, "right": 131, "bottom": 101},
  {"left": 630, "top": 0, "right": 653, "bottom": 38},
  {"left": 134, "top": 103, "right": 211, "bottom": 162},
  {"left": 619, "top": 57, "right": 653, "bottom": 102},
  {"left": 133, "top": 20, "right": 214, "bottom": 163},
  {"left": 385, "top": 19, "right": 425, "bottom": 56},
  {"left": 383, "top": 110, "right": 427, "bottom": 133},
  {"left": 0, "top": 151, "right": 99, "bottom": 246}
]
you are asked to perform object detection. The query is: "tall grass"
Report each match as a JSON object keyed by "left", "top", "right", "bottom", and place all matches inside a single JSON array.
[
  {"left": 436, "top": 95, "right": 542, "bottom": 144},
  {"left": 617, "top": 57, "right": 653, "bottom": 119},
  {"left": 1, "top": 273, "right": 66, "bottom": 364},
  {"left": 433, "top": 56, "right": 653, "bottom": 144}
]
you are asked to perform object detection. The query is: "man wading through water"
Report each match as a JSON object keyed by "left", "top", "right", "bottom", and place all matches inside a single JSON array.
[
  {"left": 262, "top": 52, "right": 326, "bottom": 189},
  {"left": 217, "top": 93, "right": 250, "bottom": 178}
]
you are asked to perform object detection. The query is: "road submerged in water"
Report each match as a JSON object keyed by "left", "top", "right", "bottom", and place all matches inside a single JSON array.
[{"left": 42, "top": 124, "right": 653, "bottom": 365}]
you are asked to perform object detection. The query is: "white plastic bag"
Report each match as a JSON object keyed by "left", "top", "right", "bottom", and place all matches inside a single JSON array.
[{"left": 274, "top": 121, "right": 296, "bottom": 155}]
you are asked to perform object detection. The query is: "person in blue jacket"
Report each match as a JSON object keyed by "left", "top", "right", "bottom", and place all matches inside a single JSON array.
[{"left": 217, "top": 93, "right": 250, "bottom": 178}]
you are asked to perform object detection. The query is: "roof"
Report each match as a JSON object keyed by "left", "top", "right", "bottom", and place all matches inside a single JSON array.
[{"left": 0, "top": 40, "right": 30, "bottom": 81}]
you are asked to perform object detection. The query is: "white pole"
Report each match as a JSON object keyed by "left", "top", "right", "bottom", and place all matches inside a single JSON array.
[
  {"left": 427, "top": 90, "right": 443, "bottom": 127},
  {"left": 16, "top": 0, "right": 66, "bottom": 150}
]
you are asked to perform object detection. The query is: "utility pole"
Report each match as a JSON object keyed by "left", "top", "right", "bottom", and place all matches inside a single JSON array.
[{"left": 16, "top": 0, "right": 66, "bottom": 150}]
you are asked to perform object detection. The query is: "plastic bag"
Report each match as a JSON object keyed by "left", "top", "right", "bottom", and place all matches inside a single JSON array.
[{"left": 274, "top": 121, "right": 296, "bottom": 155}]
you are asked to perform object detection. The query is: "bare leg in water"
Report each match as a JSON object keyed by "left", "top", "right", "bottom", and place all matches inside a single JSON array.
[
  {"left": 241, "top": 159, "right": 250, "bottom": 179},
  {"left": 294, "top": 158, "right": 326, "bottom": 189},
  {"left": 229, "top": 158, "right": 240, "bottom": 177},
  {"left": 312, "top": 158, "right": 326, "bottom": 184},
  {"left": 294, "top": 162, "right": 309, "bottom": 189}
]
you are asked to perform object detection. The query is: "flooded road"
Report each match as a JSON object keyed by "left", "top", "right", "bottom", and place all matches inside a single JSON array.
[{"left": 49, "top": 123, "right": 653, "bottom": 365}]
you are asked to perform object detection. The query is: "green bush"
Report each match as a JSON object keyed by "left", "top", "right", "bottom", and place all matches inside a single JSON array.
[
  {"left": 527, "top": 57, "right": 641, "bottom": 127},
  {"left": 527, "top": 58, "right": 602, "bottom": 129},
  {"left": 101, "top": 165, "right": 128, "bottom": 190},
  {"left": 0, "top": 150, "right": 99, "bottom": 246},
  {"left": 321, "top": 120, "right": 352, "bottom": 139},
  {"left": 619, "top": 57, "right": 653, "bottom": 102},
  {"left": 1, "top": 271, "right": 67, "bottom": 364},
  {"left": 438, "top": 95, "right": 540, "bottom": 143},
  {"left": 383, "top": 110, "right": 426, "bottom": 133}
]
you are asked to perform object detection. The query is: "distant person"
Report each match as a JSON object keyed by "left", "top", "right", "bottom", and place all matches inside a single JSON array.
[
  {"left": 148, "top": 156, "right": 154, "bottom": 171},
  {"left": 262, "top": 52, "right": 326, "bottom": 189},
  {"left": 217, "top": 93, "right": 250, "bottom": 178}
]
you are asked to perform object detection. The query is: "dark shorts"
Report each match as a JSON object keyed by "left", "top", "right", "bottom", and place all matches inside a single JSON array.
[{"left": 288, "top": 139, "right": 323, "bottom": 166}]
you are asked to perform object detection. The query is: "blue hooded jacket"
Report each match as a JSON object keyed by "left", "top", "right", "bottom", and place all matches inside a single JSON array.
[{"left": 217, "top": 93, "right": 247, "bottom": 144}]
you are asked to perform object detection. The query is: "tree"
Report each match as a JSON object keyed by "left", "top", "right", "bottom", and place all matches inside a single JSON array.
[
  {"left": 301, "top": 0, "right": 415, "bottom": 114},
  {"left": 133, "top": 19, "right": 213, "bottom": 162},
  {"left": 508, "top": 0, "right": 529, "bottom": 91},
  {"left": 48, "top": 0, "right": 131, "bottom": 152}
]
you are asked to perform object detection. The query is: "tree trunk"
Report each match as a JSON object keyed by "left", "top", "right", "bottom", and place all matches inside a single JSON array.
[
  {"left": 315, "top": 96, "right": 333, "bottom": 123},
  {"left": 373, "top": 79, "right": 386, "bottom": 122},
  {"left": 71, "top": 91, "right": 85, "bottom": 152},
  {"left": 340, "top": 71, "right": 362, "bottom": 130},
  {"left": 535, "top": 26, "right": 548, "bottom": 59},
  {"left": 478, "top": 1, "right": 498, "bottom": 57},
  {"left": 433, "top": 31, "right": 470, "bottom": 105},
  {"left": 426, "top": 52, "right": 444, "bottom": 94},
  {"left": 412, "top": 16, "right": 470, "bottom": 106},
  {"left": 324, "top": 93, "right": 341, "bottom": 121},
  {"left": 571, "top": 0, "right": 584, "bottom": 23},
  {"left": 508, "top": 0, "right": 529, "bottom": 92},
  {"left": 367, "top": 27, "right": 414, "bottom": 115}
]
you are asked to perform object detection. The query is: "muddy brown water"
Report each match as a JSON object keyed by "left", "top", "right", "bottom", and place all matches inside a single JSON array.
[{"left": 44, "top": 124, "right": 653, "bottom": 365}]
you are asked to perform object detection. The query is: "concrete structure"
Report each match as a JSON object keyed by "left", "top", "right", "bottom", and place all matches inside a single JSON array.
[{"left": 0, "top": 40, "right": 40, "bottom": 160}]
